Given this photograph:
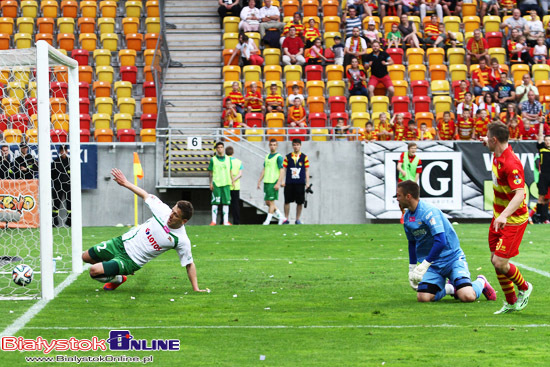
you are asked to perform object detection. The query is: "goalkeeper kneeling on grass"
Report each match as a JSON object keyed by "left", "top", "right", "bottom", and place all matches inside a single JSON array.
[
  {"left": 82, "top": 168, "right": 207, "bottom": 292},
  {"left": 396, "top": 180, "right": 496, "bottom": 303}
]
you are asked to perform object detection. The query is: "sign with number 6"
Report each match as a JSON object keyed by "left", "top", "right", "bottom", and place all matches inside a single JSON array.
[{"left": 187, "top": 137, "right": 202, "bottom": 150}]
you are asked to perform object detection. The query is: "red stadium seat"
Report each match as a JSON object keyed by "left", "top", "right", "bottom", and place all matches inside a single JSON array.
[
  {"left": 309, "top": 112, "right": 327, "bottom": 128},
  {"left": 486, "top": 32, "right": 503, "bottom": 49},
  {"left": 51, "top": 129, "right": 68, "bottom": 143},
  {"left": 11, "top": 114, "right": 29, "bottom": 134},
  {"left": 80, "top": 113, "right": 91, "bottom": 130},
  {"left": 329, "top": 112, "right": 348, "bottom": 127},
  {"left": 288, "top": 128, "right": 308, "bottom": 142},
  {"left": 117, "top": 128, "right": 136, "bottom": 142},
  {"left": 140, "top": 114, "right": 157, "bottom": 129},
  {"left": 79, "top": 82, "right": 90, "bottom": 98},
  {"left": 80, "top": 128, "right": 90, "bottom": 142},
  {"left": 120, "top": 66, "right": 138, "bottom": 84},
  {"left": 245, "top": 112, "right": 264, "bottom": 128},
  {"left": 305, "top": 65, "right": 323, "bottom": 81},
  {"left": 51, "top": 82, "right": 68, "bottom": 98},
  {"left": 328, "top": 96, "right": 347, "bottom": 113},
  {"left": 413, "top": 96, "right": 431, "bottom": 113},
  {"left": 392, "top": 96, "right": 410, "bottom": 114},
  {"left": 71, "top": 49, "right": 90, "bottom": 66},
  {"left": 387, "top": 48, "right": 404, "bottom": 65},
  {"left": 79, "top": 97, "right": 90, "bottom": 114},
  {"left": 0, "top": 114, "right": 8, "bottom": 131},
  {"left": 411, "top": 80, "right": 429, "bottom": 97},
  {"left": 143, "top": 81, "right": 156, "bottom": 98},
  {"left": 24, "top": 98, "right": 37, "bottom": 116}
]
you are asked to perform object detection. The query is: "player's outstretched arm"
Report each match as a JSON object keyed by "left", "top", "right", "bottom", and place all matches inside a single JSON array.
[
  {"left": 111, "top": 168, "right": 149, "bottom": 200},
  {"left": 186, "top": 262, "right": 206, "bottom": 292}
]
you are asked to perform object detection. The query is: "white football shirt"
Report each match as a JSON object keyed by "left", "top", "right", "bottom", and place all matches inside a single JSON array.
[{"left": 122, "top": 195, "right": 193, "bottom": 267}]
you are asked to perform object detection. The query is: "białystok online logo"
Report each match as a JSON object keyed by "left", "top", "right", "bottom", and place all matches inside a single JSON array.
[{"left": 1, "top": 330, "right": 180, "bottom": 354}]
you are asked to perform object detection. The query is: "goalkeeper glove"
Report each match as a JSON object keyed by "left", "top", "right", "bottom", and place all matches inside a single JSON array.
[
  {"left": 411, "top": 260, "right": 432, "bottom": 284},
  {"left": 408, "top": 264, "right": 418, "bottom": 291}
]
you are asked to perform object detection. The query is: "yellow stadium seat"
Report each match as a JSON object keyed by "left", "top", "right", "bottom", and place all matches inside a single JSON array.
[
  {"left": 464, "top": 31, "right": 474, "bottom": 43},
  {"left": 97, "top": 17, "right": 115, "bottom": 34},
  {"left": 323, "top": 16, "right": 341, "bottom": 33},
  {"left": 327, "top": 80, "right": 345, "bottom": 97},
  {"left": 488, "top": 48, "right": 507, "bottom": 65},
  {"left": 266, "top": 112, "right": 284, "bottom": 128},
  {"left": 511, "top": 64, "right": 530, "bottom": 84},
  {"left": 443, "top": 16, "right": 461, "bottom": 33},
  {"left": 21, "top": 1, "right": 38, "bottom": 18},
  {"left": 223, "top": 33, "right": 239, "bottom": 49},
  {"left": 100, "top": 33, "right": 118, "bottom": 51},
  {"left": 431, "top": 80, "right": 450, "bottom": 95},
  {"left": 393, "top": 80, "right": 408, "bottom": 96},
  {"left": 447, "top": 48, "right": 465, "bottom": 65},
  {"left": 14, "top": 33, "right": 32, "bottom": 49},
  {"left": 4, "top": 129, "right": 22, "bottom": 143},
  {"left": 382, "top": 16, "right": 400, "bottom": 34},
  {"left": 533, "top": 64, "right": 550, "bottom": 83},
  {"left": 371, "top": 96, "right": 389, "bottom": 113},
  {"left": 7, "top": 82, "right": 24, "bottom": 101},
  {"left": 114, "top": 81, "right": 133, "bottom": 98},
  {"left": 93, "top": 113, "right": 111, "bottom": 130},
  {"left": 223, "top": 65, "right": 241, "bottom": 82},
  {"left": 407, "top": 15, "right": 420, "bottom": 32},
  {"left": 427, "top": 48, "right": 445, "bottom": 66},
  {"left": 145, "top": 17, "right": 161, "bottom": 34},
  {"left": 41, "top": 1, "right": 59, "bottom": 18},
  {"left": 351, "top": 112, "right": 370, "bottom": 128},
  {"left": 408, "top": 64, "right": 427, "bottom": 82},
  {"left": 57, "top": 17, "right": 75, "bottom": 34},
  {"left": 99, "top": 1, "right": 117, "bottom": 18},
  {"left": 16, "top": 17, "right": 34, "bottom": 34},
  {"left": 13, "top": 67, "right": 30, "bottom": 84},
  {"left": 81, "top": 1, "right": 98, "bottom": 18},
  {"left": 284, "top": 65, "right": 303, "bottom": 82},
  {"left": 311, "top": 128, "right": 329, "bottom": 141},
  {"left": 118, "top": 97, "right": 137, "bottom": 116},
  {"left": 388, "top": 64, "right": 406, "bottom": 81},
  {"left": 96, "top": 65, "right": 114, "bottom": 83},
  {"left": 463, "top": 16, "right": 481, "bottom": 33},
  {"left": 449, "top": 64, "right": 468, "bottom": 82},
  {"left": 462, "top": 1, "right": 477, "bottom": 16},
  {"left": 93, "top": 49, "right": 112, "bottom": 66},
  {"left": 363, "top": 16, "right": 381, "bottom": 30},
  {"left": 429, "top": 64, "right": 447, "bottom": 81},
  {"left": 26, "top": 128, "right": 38, "bottom": 143},
  {"left": 51, "top": 113, "right": 69, "bottom": 131},
  {"left": 114, "top": 113, "right": 133, "bottom": 130},
  {"left": 0, "top": 17, "right": 13, "bottom": 35},
  {"left": 433, "top": 96, "right": 452, "bottom": 114},
  {"left": 406, "top": 48, "right": 425, "bottom": 65},
  {"left": 140, "top": 128, "right": 156, "bottom": 142},
  {"left": 263, "top": 48, "right": 281, "bottom": 66},
  {"left": 243, "top": 65, "right": 261, "bottom": 82},
  {"left": 61, "top": 1, "right": 78, "bottom": 18},
  {"left": 349, "top": 95, "right": 368, "bottom": 113},
  {"left": 264, "top": 65, "right": 282, "bottom": 82},
  {"left": 326, "top": 64, "right": 343, "bottom": 81},
  {"left": 244, "top": 128, "right": 263, "bottom": 142},
  {"left": 95, "top": 97, "right": 114, "bottom": 115},
  {"left": 28, "top": 82, "right": 37, "bottom": 98},
  {"left": 223, "top": 16, "right": 239, "bottom": 33},
  {"left": 125, "top": 1, "right": 143, "bottom": 17},
  {"left": 323, "top": 32, "right": 341, "bottom": 49},
  {"left": 483, "top": 15, "right": 501, "bottom": 32},
  {"left": 79, "top": 33, "right": 98, "bottom": 52},
  {"left": 306, "top": 80, "right": 325, "bottom": 97}
]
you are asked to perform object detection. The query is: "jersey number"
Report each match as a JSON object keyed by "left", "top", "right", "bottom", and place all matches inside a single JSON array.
[{"left": 96, "top": 242, "right": 108, "bottom": 252}]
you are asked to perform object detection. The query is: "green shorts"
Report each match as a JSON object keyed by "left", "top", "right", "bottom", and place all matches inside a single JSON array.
[
  {"left": 264, "top": 182, "right": 279, "bottom": 201},
  {"left": 211, "top": 184, "right": 231, "bottom": 205},
  {"left": 88, "top": 236, "right": 141, "bottom": 276}
]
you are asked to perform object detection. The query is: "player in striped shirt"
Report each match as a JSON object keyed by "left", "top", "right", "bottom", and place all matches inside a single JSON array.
[{"left": 482, "top": 123, "right": 533, "bottom": 314}]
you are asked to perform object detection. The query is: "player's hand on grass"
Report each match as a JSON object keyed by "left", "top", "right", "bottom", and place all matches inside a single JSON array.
[{"left": 411, "top": 260, "right": 431, "bottom": 283}]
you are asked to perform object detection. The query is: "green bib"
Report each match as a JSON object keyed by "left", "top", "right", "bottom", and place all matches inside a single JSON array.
[
  {"left": 212, "top": 156, "right": 231, "bottom": 187},
  {"left": 230, "top": 157, "right": 242, "bottom": 190},
  {"left": 264, "top": 153, "right": 281, "bottom": 184},
  {"left": 399, "top": 152, "right": 420, "bottom": 182}
]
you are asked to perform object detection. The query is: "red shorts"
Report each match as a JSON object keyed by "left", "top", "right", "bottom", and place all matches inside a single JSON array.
[
  {"left": 488, "top": 219, "right": 528, "bottom": 258},
  {"left": 368, "top": 74, "right": 393, "bottom": 89}
]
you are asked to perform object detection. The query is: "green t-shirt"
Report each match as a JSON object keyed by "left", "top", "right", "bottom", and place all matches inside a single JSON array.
[
  {"left": 264, "top": 153, "right": 283, "bottom": 184},
  {"left": 208, "top": 155, "right": 232, "bottom": 187},
  {"left": 386, "top": 31, "right": 402, "bottom": 41}
]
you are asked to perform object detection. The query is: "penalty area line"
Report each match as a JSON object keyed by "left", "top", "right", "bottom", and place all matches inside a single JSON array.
[
  {"left": 0, "top": 264, "right": 91, "bottom": 338},
  {"left": 512, "top": 261, "right": 550, "bottom": 278}
]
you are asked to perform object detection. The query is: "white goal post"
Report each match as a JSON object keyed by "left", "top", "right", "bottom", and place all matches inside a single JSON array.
[{"left": 0, "top": 40, "right": 82, "bottom": 300}]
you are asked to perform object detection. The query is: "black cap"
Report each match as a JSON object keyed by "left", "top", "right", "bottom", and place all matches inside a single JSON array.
[{"left": 19, "top": 143, "right": 28, "bottom": 149}]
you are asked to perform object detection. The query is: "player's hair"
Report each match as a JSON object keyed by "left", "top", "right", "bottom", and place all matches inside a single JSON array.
[
  {"left": 177, "top": 200, "right": 194, "bottom": 221},
  {"left": 269, "top": 138, "right": 278, "bottom": 143},
  {"left": 292, "top": 138, "right": 302, "bottom": 145},
  {"left": 397, "top": 180, "right": 420, "bottom": 199},
  {"left": 408, "top": 120, "right": 417, "bottom": 126},
  {"left": 214, "top": 141, "right": 224, "bottom": 148},
  {"left": 487, "top": 122, "right": 509, "bottom": 143},
  {"left": 366, "top": 121, "right": 373, "bottom": 127},
  {"left": 225, "top": 146, "right": 234, "bottom": 156},
  {"left": 407, "top": 142, "right": 417, "bottom": 149}
]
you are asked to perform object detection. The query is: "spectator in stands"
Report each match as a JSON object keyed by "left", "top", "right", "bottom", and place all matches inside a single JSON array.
[
  {"left": 227, "top": 81, "right": 245, "bottom": 118},
  {"left": 519, "top": 0, "right": 542, "bottom": 17},
  {"left": 500, "top": 9, "right": 527, "bottom": 37},
  {"left": 282, "top": 26, "right": 306, "bottom": 66},
  {"left": 509, "top": 116, "right": 521, "bottom": 139},
  {"left": 520, "top": 90, "right": 543, "bottom": 126},
  {"left": 266, "top": 82, "right": 284, "bottom": 113},
  {"left": 507, "top": 28, "right": 522, "bottom": 63},
  {"left": 304, "top": 18, "right": 321, "bottom": 48},
  {"left": 344, "top": 27, "right": 368, "bottom": 67},
  {"left": 360, "top": 121, "right": 377, "bottom": 141},
  {"left": 516, "top": 74, "right": 539, "bottom": 103},
  {"left": 288, "top": 98, "right": 307, "bottom": 128},
  {"left": 386, "top": 23, "right": 403, "bottom": 49},
  {"left": 259, "top": 0, "right": 284, "bottom": 40},
  {"left": 347, "top": 0, "right": 368, "bottom": 18},
  {"left": 332, "top": 36, "right": 345, "bottom": 66},
  {"left": 377, "top": 113, "right": 394, "bottom": 140},
  {"left": 363, "top": 19, "right": 382, "bottom": 47},
  {"left": 432, "top": 22, "right": 458, "bottom": 49},
  {"left": 494, "top": 72, "right": 516, "bottom": 110},
  {"left": 441, "top": 0, "right": 462, "bottom": 16},
  {"left": 479, "top": 93, "right": 500, "bottom": 119},
  {"left": 307, "top": 38, "right": 328, "bottom": 65},
  {"left": 243, "top": 0, "right": 261, "bottom": 8},
  {"left": 516, "top": 35, "right": 535, "bottom": 65},
  {"left": 380, "top": 0, "right": 403, "bottom": 18},
  {"left": 227, "top": 33, "right": 264, "bottom": 66},
  {"left": 347, "top": 57, "right": 369, "bottom": 96},
  {"left": 499, "top": 0, "right": 516, "bottom": 14},
  {"left": 405, "top": 120, "right": 419, "bottom": 140},
  {"left": 419, "top": 122, "right": 434, "bottom": 140},
  {"left": 456, "top": 108, "right": 475, "bottom": 140},
  {"left": 525, "top": 10, "right": 544, "bottom": 46},
  {"left": 488, "top": 58, "right": 506, "bottom": 90},
  {"left": 0, "top": 144, "right": 13, "bottom": 179},
  {"left": 365, "top": 41, "right": 395, "bottom": 99},
  {"left": 466, "top": 29, "right": 490, "bottom": 70},
  {"left": 398, "top": 14, "right": 421, "bottom": 48},
  {"left": 14, "top": 143, "right": 38, "bottom": 179},
  {"left": 457, "top": 92, "right": 479, "bottom": 116},
  {"left": 455, "top": 80, "right": 470, "bottom": 106},
  {"left": 520, "top": 119, "right": 538, "bottom": 139},
  {"left": 390, "top": 113, "right": 406, "bottom": 140},
  {"left": 334, "top": 117, "right": 352, "bottom": 140},
  {"left": 364, "top": 0, "right": 378, "bottom": 17},
  {"left": 420, "top": 0, "right": 444, "bottom": 22},
  {"left": 239, "top": 0, "right": 261, "bottom": 32},
  {"left": 472, "top": 58, "right": 493, "bottom": 96},
  {"left": 282, "top": 12, "right": 304, "bottom": 45},
  {"left": 436, "top": 111, "right": 455, "bottom": 140},
  {"left": 287, "top": 84, "right": 305, "bottom": 106},
  {"left": 475, "top": 109, "right": 491, "bottom": 139},
  {"left": 480, "top": 0, "right": 500, "bottom": 19},
  {"left": 244, "top": 82, "right": 265, "bottom": 114},
  {"left": 222, "top": 99, "right": 241, "bottom": 128},
  {"left": 533, "top": 37, "right": 548, "bottom": 63},
  {"left": 343, "top": 7, "right": 363, "bottom": 39},
  {"left": 218, "top": 0, "right": 242, "bottom": 27},
  {"left": 423, "top": 15, "right": 443, "bottom": 48},
  {"left": 402, "top": 0, "right": 420, "bottom": 15},
  {"left": 501, "top": 102, "right": 523, "bottom": 125}
]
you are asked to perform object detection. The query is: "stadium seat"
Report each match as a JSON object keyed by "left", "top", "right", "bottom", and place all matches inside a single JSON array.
[
  {"left": 371, "top": 96, "right": 389, "bottom": 113},
  {"left": 78, "top": 65, "right": 93, "bottom": 84},
  {"left": 41, "top": 1, "right": 59, "bottom": 18},
  {"left": 463, "top": 16, "right": 480, "bottom": 32},
  {"left": 311, "top": 128, "right": 329, "bottom": 141},
  {"left": 244, "top": 80, "right": 263, "bottom": 95},
  {"left": 243, "top": 65, "right": 261, "bottom": 82},
  {"left": 483, "top": 15, "right": 501, "bottom": 32},
  {"left": 327, "top": 81, "right": 346, "bottom": 97},
  {"left": 325, "top": 65, "right": 343, "bottom": 82},
  {"left": 100, "top": 33, "right": 119, "bottom": 52},
  {"left": 223, "top": 128, "right": 242, "bottom": 142},
  {"left": 145, "top": 33, "right": 160, "bottom": 50},
  {"left": 388, "top": 65, "right": 406, "bottom": 82},
  {"left": 392, "top": 96, "right": 410, "bottom": 114},
  {"left": 93, "top": 49, "right": 112, "bottom": 67},
  {"left": 533, "top": 64, "right": 550, "bottom": 83},
  {"left": 243, "top": 129, "right": 262, "bottom": 141},
  {"left": 2, "top": 97, "right": 20, "bottom": 116},
  {"left": 16, "top": 17, "right": 34, "bottom": 34},
  {"left": 80, "top": 113, "right": 91, "bottom": 130},
  {"left": 93, "top": 113, "right": 111, "bottom": 130},
  {"left": 50, "top": 128, "right": 68, "bottom": 142},
  {"left": 282, "top": 0, "right": 299, "bottom": 16},
  {"left": 406, "top": 48, "right": 425, "bottom": 65},
  {"left": 57, "top": 33, "right": 75, "bottom": 51},
  {"left": 143, "top": 81, "right": 156, "bottom": 98},
  {"left": 511, "top": 64, "right": 530, "bottom": 84},
  {"left": 96, "top": 66, "right": 114, "bottom": 83},
  {"left": 427, "top": 48, "right": 445, "bottom": 66},
  {"left": 0, "top": 114, "right": 8, "bottom": 131},
  {"left": 413, "top": 96, "right": 431, "bottom": 113},
  {"left": 0, "top": 34, "right": 9, "bottom": 50},
  {"left": 443, "top": 16, "right": 461, "bottom": 32},
  {"left": 7, "top": 82, "right": 24, "bottom": 100},
  {"left": 266, "top": 128, "right": 285, "bottom": 142},
  {"left": 140, "top": 128, "right": 156, "bottom": 142},
  {"left": 11, "top": 114, "right": 29, "bottom": 133},
  {"left": 263, "top": 65, "right": 281, "bottom": 82},
  {"left": 50, "top": 98, "right": 67, "bottom": 114},
  {"left": 350, "top": 112, "right": 370, "bottom": 128},
  {"left": 99, "top": 1, "right": 117, "bottom": 18},
  {"left": 125, "top": 1, "right": 143, "bottom": 17},
  {"left": 449, "top": 64, "right": 468, "bottom": 82},
  {"left": 26, "top": 128, "right": 38, "bottom": 143},
  {"left": 486, "top": 32, "right": 503, "bottom": 48},
  {"left": 146, "top": 17, "right": 161, "bottom": 34},
  {"left": 51, "top": 113, "right": 69, "bottom": 131},
  {"left": 24, "top": 98, "right": 37, "bottom": 115},
  {"left": 51, "top": 82, "right": 68, "bottom": 99},
  {"left": 144, "top": 49, "right": 161, "bottom": 66},
  {"left": 263, "top": 48, "right": 281, "bottom": 66},
  {"left": 411, "top": 80, "right": 429, "bottom": 97},
  {"left": 416, "top": 112, "right": 435, "bottom": 127},
  {"left": 223, "top": 65, "right": 241, "bottom": 82},
  {"left": 61, "top": 1, "right": 78, "bottom": 17},
  {"left": 79, "top": 97, "right": 90, "bottom": 114},
  {"left": 288, "top": 128, "right": 307, "bottom": 142},
  {"left": 536, "top": 80, "right": 550, "bottom": 99},
  {"left": 302, "top": 0, "right": 319, "bottom": 17},
  {"left": 94, "top": 128, "right": 114, "bottom": 142},
  {"left": 329, "top": 112, "right": 348, "bottom": 127},
  {"left": 93, "top": 81, "right": 112, "bottom": 98},
  {"left": 117, "top": 97, "right": 137, "bottom": 116},
  {"left": 140, "top": 114, "right": 157, "bottom": 129},
  {"left": 79, "top": 33, "right": 98, "bottom": 52},
  {"left": 362, "top": 16, "right": 381, "bottom": 30},
  {"left": 57, "top": 17, "right": 75, "bottom": 34},
  {"left": 387, "top": 48, "right": 404, "bottom": 65},
  {"left": 0, "top": 18, "right": 14, "bottom": 35},
  {"left": 223, "top": 16, "right": 239, "bottom": 33},
  {"left": 14, "top": 33, "right": 32, "bottom": 49},
  {"left": 393, "top": 80, "right": 408, "bottom": 96},
  {"left": 433, "top": 96, "right": 452, "bottom": 114},
  {"left": 309, "top": 112, "right": 327, "bottom": 128},
  {"left": 284, "top": 65, "right": 303, "bottom": 83},
  {"left": 323, "top": 32, "right": 341, "bottom": 49},
  {"left": 21, "top": 1, "right": 38, "bottom": 18},
  {"left": 447, "top": 48, "right": 465, "bottom": 65},
  {"left": 407, "top": 64, "right": 426, "bottom": 82},
  {"left": 126, "top": 33, "right": 143, "bottom": 52},
  {"left": 37, "top": 18, "right": 54, "bottom": 34},
  {"left": 382, "top": 16, "right": 400, "bottom": 34},
  {"left": 322, "top": 0, "right": 338, "bottom": 16},
  {"left": 79, "top": 128, "right": 91, "bottom": 142},
  {"left": 266, "top": 112, "right": 284, "bottom": 128},
  {"left": 144, "top": 65, "right": 159, "bottom": 82},
  {"left": 117, "top": 128, "right": 136, "bottom": 142},
  {"left": 13, "top": 67, "right": 30, "bottom": 85},
  {"left": 306, "top": 80, "right": 325, "bottom": 97},
  {"left": 141, "top": 97, "right": 157, "bottom": 115},
  {"left": 245, "top": 113, "right": 264, "bottom": 128},
  {"left": 4, "top": 128, "right": 22, "bottom": 143},
  {"left": 349, "top": 96, "right": 368, "bottom": 113},
  {"left": 323, "top": 16, "right": 341, "bottom": 33},
  {"left": 81, "top": 1, "right": 98, "bottom": 18},
  {"left": 307, "top": 96, "right": 325, "bottom": 114},
  {"left": 118, "top": 49, "right": 136, "bottom": 67},
  {"left": 114, "top": 113, "right": 133, "bottom": 130},
  {"left": 429, "top": 65, "right": 448, "bottom": 81},
  {"left": 328, "top": 96, "right": 346, "bottom": 113},
  {"left": 431, "top": 80, "right": 450, "bottom": 96},
  {"left": 72, "top": 49, "right": 90, "bottom": 66},
  {"left": 121, "top": 17, "right": 140, "bottom": 35},
  {"left": 223, "top": 33, "right": 239, "bottom": 49},
  {"left": 98, "top": 18, "right": 116, "bottom": 34},
  {"left": 305, "top": 65, "right": 323, "bottom": 82},
  {"left": 488, "top": 48, "right": 506, "bottom": 65},
  {"left": 114, "top": 81, "right": 133, "bottom": 99}
]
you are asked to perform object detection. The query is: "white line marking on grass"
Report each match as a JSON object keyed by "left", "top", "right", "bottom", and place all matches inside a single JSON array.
[
  {"left": 0, "top": 264, "right": 90, "bottom": 337},
  {"left": 154, "top": 257, "right": 407, "bottom": 262},
  {"left": 512, "top": 262, "right": 550, "bottom": 278},
  {"left": 21, "top": 324, "right": 550, "bottom": 331}
]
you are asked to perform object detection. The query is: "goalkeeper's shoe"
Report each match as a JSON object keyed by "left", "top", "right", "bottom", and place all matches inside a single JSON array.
[
  {"left": 494, "top": 302, "right": 516, "bottom": 314},
  {"left": 516, "top": 282, "right": 533, "bottom": 311},
  {"left": 477, "top": 275, "right": 497, "bottom": 301},
  {"left": 104, "top": 275, "right": 127, "bottom": 291}
]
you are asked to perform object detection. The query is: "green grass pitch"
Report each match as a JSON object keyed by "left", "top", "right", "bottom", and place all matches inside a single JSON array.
[{"left": 1, "top": 224, "right": 550, "bottom": 366}]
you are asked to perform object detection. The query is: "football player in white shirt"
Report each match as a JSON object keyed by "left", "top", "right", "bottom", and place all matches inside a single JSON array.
[{"left": 82, "top": 168, "right": 207, "bottom": 292}]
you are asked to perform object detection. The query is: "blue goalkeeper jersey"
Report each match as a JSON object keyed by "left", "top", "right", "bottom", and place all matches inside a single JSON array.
[{"left": 403, "top": 201, "right": 464, "bottom": 269}]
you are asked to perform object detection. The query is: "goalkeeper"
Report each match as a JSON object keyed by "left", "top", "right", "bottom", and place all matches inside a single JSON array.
[
  {"left": 397, "top": 180, "right": 496, "bottom": 303},
  {"left": 82, "top": 168, "right": 207, "bottom": 292}
]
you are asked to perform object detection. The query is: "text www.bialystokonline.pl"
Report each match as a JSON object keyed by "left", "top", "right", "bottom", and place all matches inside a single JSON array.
[{"left": 24, "top": 354, "right": 154, "bottom": 364}]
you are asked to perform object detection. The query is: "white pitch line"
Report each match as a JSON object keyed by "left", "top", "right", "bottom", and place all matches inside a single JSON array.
[
  {"left": 154, "top": 257, "right": 408, "bottom": 262},
  {"left": 0, "top": 264, "right": 90, "bottom": 337},
  {"left": 21, "top": 324, "right": 550, "bottom": 330},
  {"left": 512, "top": 261, "right": 550, "bottom": 278}
]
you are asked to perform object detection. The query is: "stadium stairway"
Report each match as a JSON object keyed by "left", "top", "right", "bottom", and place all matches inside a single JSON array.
[{"left": 163, "top": 0, "right": 223, "bottom": 128}]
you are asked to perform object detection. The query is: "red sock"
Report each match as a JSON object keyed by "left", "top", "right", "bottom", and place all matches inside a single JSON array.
[
  {"left": 505, "top": 263, "right": 528, "bottom": 291},
  {"left": 496, "top": 270, "right": 517, "bottom": 305}
]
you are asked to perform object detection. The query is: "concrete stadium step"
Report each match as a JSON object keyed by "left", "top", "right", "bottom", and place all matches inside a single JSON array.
[
  {"left": 165, "top": 16, "right": 219, "bottom": 30},
  {"left": 165, "top": 0, "right": 218, "bottom": 15},
  {"left": 167, "top": 34, "right": 222, "bottom": 49}
]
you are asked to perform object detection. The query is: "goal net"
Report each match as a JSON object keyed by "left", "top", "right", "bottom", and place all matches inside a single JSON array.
[{"left": 0, "top": 41, "right": 82, "bottom": 300}]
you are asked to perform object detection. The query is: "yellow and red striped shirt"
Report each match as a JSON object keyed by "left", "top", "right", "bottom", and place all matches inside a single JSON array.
[
  {"left": 360, "top": 128, "right": 377, "bottom": 141},
  {"left": 457, "top": 117, "right": 474, "bottom": 140},
  {"left": 472, "top": 67, "right": 490, "bottom": 87},
  {"left": 424, "top": 23, "right": 440, "bottom": 39},
  {"left": 394, "top": 123, "right": 406, "bottom": 141},
  {"left": 288, "top": 105, "right": 306, "bottom": 123},
  {"left": 475, "top": 117, "right": 490, "bottom": 137},
  {"left": 266, "top": 93, "right": 284, "bottom": 107},
  {"left": 228, "top": 91, "right": 244, "bottom": 106},
  {"left": 245, "top": 90, "right": 263, "bottom": 110},
  {"left": 437, "top": 120, "right": 455, "bottom": 140},
  {"left": 376, "top": 122, "right": 392, "bottom": 141},
  {"left": 405, "top": 128, "right": 419, "bottom": 140},
  {"left": 492, "top": 145, "right": 528, "bottom": 224},
  {"left": 509, "top": 125, "right": 521, "bottom": 139},
  {"left": 304, "top": 27, "right": 321, "bottom": 42},
  {"left": 283, "top": 22, "right": 304, "bottom": 37}
]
